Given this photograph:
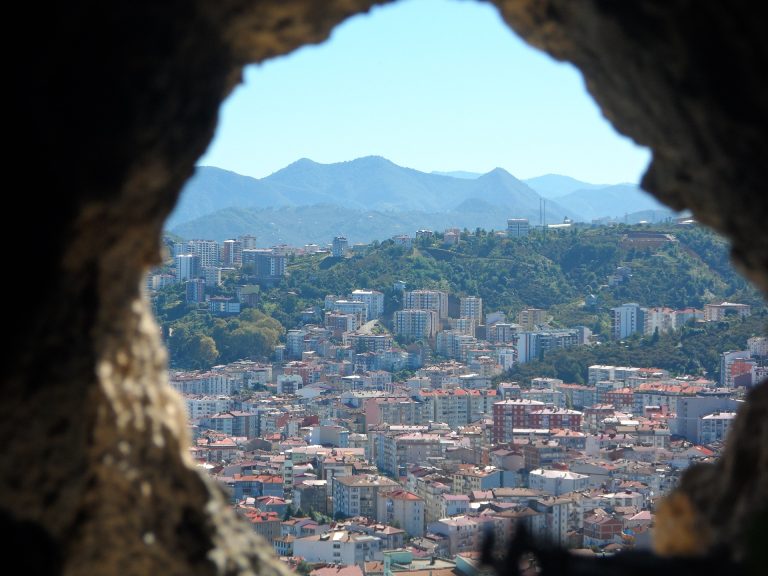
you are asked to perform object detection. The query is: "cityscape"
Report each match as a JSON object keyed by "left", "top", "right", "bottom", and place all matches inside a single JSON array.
[{"left": 148, "top": 214, "right": 766, "bottom": 576}]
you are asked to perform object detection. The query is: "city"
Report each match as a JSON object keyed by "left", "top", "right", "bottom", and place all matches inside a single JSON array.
[{"left": 148, "top": 218, "right": 766, "bottom": 576}]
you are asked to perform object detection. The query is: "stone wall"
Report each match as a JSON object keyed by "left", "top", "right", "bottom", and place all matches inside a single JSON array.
[{"left": 1, "top": 1, "right": 765, "bottom": 574}]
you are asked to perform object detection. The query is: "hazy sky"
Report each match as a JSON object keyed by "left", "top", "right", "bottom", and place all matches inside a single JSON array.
[{"left": 199, "top": 0, "right": 650, "bottom": 184}]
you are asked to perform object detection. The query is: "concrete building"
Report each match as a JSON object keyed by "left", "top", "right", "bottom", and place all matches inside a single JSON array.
[
  {"left": 333, "top": 474, "right": 399, "bottom": 519},
  {"left": 293, "top": 530, "right": 383, "bottom": 566},
  {"left": 332, "top": 236, "right": 349, "bottom": 258},
  {"left": 611, "top": 303, "right": 646, "bottom": 339},
  {"left": 241, "top": 248, "right": 286, "bottom": 281},
  {"left": 403, "top": 290, "right": 449, "bottom": 319},
  {"left": 176, "top": 253, "right": 201, "bottom": 281},
  {"left": 394, "top": 309, "right": 438, "bottom": 339},
  {"left": 376, "top": 489, "right": 425, "bottom": 537},
  {"left": 507, "top": 218, "right": 530, "bottom": 238},
  {"left": 186, "top": 239, "right": 220, "bottom": 267},
  {"left": 704, "top": 301, "right": 751, "bottom": 321},
  {"left": 351, "top": 289, "right": 385, "bottom": 319},
  {"left": 528, "top": 469, "right": 589, "bottom": 496},
  {"left": 459, "top": 296, "right": 483, "bottom": 323},
  {"left": 492, "top": 400, "right": 546, "bottom": 443},
  {"left": 517, "top": 308, "right": 546, "bottom": 331},
  {"left": 699, "top": 412, "right": 737, "bottom": 444},
  {"left": 221, "top": 239, "right": 242, "bottom": 266}
]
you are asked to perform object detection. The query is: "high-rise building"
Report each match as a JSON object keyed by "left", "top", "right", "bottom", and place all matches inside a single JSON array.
[
  {"left": 242, "top": 249, "right": 286, "bottom": 281},
  {"left": 394, "top": 309, "right": 438, "bottom": 339},
  {"left": 332, "top": 236, "right": 348, "bottom": 258},
  {"left": 175, "top": 253, "right": 201, "bottom": 281},
  {"left": 459, "top": 296, "right": 483, "bottom": 323},
  {"left": 507, "top": 218, "right": 530, "bottom": 238},
  {"left": 517, "top": 308, "right": 546, "bottom": 331},
  {"left": 186, "top": 239, "right": 220, "bottom": 267},
  {"left": 221, "top": 239, "right": 243, "bottom": 266},
  {"left": 239, "top": 234, "right": 258, "bottom": 250},
  {"left": 611, "top": 303, "right": 646, "bottom": 339},
  {"left": 403, "top": 290, "right": 448, "bottom": 319},
  {"left": 185, "top": 278, "right": 206, "bottom": 303},
  {"left": 202, "top": 266, "right": 222, "bottom": 288},
  {"left": 351, "top": 289, "right": 384, "bottom": 319}
]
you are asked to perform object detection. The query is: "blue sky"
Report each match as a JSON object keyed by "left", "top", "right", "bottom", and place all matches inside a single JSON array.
[{"left": 199, "top": 0, "right": 650, "bottom": 184}]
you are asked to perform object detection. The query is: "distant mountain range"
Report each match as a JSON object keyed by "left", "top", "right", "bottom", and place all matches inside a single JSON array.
[{"left": 168, "top": 156, "right": 674, "bottom": 243}]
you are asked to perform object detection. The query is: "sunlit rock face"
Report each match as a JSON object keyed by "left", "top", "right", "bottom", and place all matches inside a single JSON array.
[{"left": 1, "top": 1, "right": 765, "bottom": 574}]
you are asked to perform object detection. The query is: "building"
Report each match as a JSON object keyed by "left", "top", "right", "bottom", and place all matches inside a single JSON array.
[
  {"left": 185, "top": 278, "right": 206, "bottom": 303},
  {"left": 376, "top": 489, "right": 425, "bottom": 537},
  {"left": 517, "top": 308, "right": 546, "bottom": 331},
  {"left": 202, "top": 265, "right": 222, "bottom": 288},
  {"left": 394, "top": 309, "right": 438, "bottom": 339},
  {"left": 239, "top": 234, "right": 258, "bottom": 250},
  {"left": 333, "top": 474, "right": 400, "bottom": 519},
  {"left": 704, "top": 302, "right": 751, "bottom": 321},
  {"left": 221, "top": 239, "right": 243, "bottom": 266},
  {"left": 403, "top": 290, "right": 449, "bottom": 319},
  {"left": 176, "top": 253, "right": 201, "bottom": 281},
  {"left": 293, "top": 531, "right": 383, "bottom": 566},
  {"left": 645, "top": 307, "right": 676, "bottom": 335},
  {"left": 611, "top": 303, "right": 646, "bottom": 339},
  {"left": 699, "top": 412, "right": 737, "bottom": 444},
  {"left": 241, "top": 248, "right": 286, "bottom": 281},
  {"left": 492, "top": 400, "right": 546, "bottom": 443},
  {"left": 186, "top": 239, "right": 220, "bottom": 267},
  {"left": 459, "top": 296, "right": 483, "bottom": 324},
  {"left": 208, "top": 296, "right": 240, "bottom": 315},
  {"left": 528, "top": 469, "right": 589, "bottom": 496},
  {"left": 332, "top": 236, "right": 349, "bottom": 258},
  {"left": 720, "top": 350, "right": 754, "bottom": 387},
  {"left": 329, "top": 299, "right": 369, "bottom": 325},
  {"left": 507, "top": 218, "right": 530, "bottom": 238},
  {"left": 351, "top": 289, "right": 385, "bottom": 319}
]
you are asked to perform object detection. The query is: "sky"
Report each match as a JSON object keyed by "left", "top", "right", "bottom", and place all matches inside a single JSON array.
[{"left": 198, "top": 0, "right": 651, "bottom": 185}]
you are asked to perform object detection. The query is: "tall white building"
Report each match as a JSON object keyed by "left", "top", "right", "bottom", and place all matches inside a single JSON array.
[
  {"left": 611, "top": 303, "right": 646, "bottom": 339},
  {"left": 394, "top": 309, "right": 438, "bottom": 339},
  {"left": 186, "top": 239, "right": 220, "bottom": 267},
  {"left": 403, "top": 290, "right": 448, "bottom": 319},
  {"left": 351, "top": 289, "right": 384, "bottom": 319},
  {"left": 460, "top": 296, "right": 483, "bottom": 323},
  {"left": 175, "top": 253, "right": 201, "bottom": 281}
]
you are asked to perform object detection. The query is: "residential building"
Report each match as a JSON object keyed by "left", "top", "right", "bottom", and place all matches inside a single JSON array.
[
  {"left": 185, "top": 278, "right": 206, "bottom": 303},
  {"left": 376, "top": 489, "right": 425, "bottom": 537},
  {"left": 460, "top": 296, "right": 483, "bottom": 323},
  {"left": 332, "top": 236, "right": 349, "bottom": 258},
  {"left": 517, "top": 308, "right": 546, "bottom": 331},
  {"left": 242, "top": 248, "right": 286, "bottom": 281},
  {"left": 528, "top": 469, "right": 589, "bottom": 496},
  {"left": 333, "top": 475, "right": 399, "bottom": 519},
  {"left": 186, "top": 239, "right": 220, "bottom": 267},
  {"left": 221, "top": 239, "right": 242, "bottom": 266},
  {"left": 403, "top": 290, "right": 449, "bottom": 319},
  {"left": 394, "top": 309, "right": 438, "bottom": 339},
  {"left": 293, "top": 531, "right": 383, "bottom": 566},
  {"left": 611, "top": 303, "right": 646, "bottom": 339},
  {"left": 492, "top": 400, "right": 546, "bottom": 443},
  {"left": 351, "top": 289, "right": 385, "bottom": 319},
  {"left": 699, "top": 412, "right": 737, "bottom": 444},
  {"left": 176, "top": 253, "right": 201, "bottom": 281},
  {"left": 704, "top": 301, "right": 751, "bottom": 321}
]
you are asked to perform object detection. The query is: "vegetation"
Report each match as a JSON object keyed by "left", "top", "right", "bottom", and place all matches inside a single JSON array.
[{"left": 154, "top": 223, "right": 765, "bottom": 370}]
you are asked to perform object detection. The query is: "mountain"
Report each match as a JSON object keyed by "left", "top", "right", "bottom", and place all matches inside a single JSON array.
[
  {"left": 167, "top": 167, "right": 276, "bottom": 228},
  {"left": 554, "top": 184, "right": 669, "bottom": 222},
  {"left": 431, "top": 170, "right": 483, "bottom": 179},
  {"left": 524, "top": 174, "right": 607, "bottom": 198},
  {"left": 169, "top": 157, "right": 578, "bottom": 235}
]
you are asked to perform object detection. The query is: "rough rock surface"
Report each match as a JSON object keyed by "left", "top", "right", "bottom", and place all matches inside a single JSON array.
[{"left": 1, "top": 1, "right": 765, "bottom": 574}]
